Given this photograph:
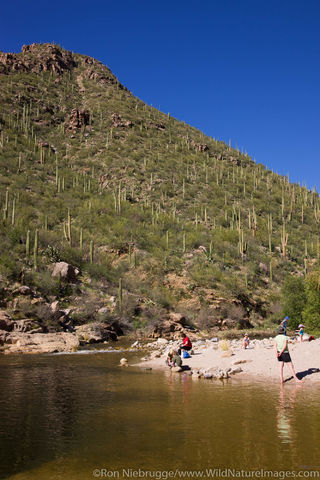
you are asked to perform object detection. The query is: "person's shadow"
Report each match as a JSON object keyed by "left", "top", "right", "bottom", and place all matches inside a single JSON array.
[{"left": 284, "top": 367, "right": 320, "bottom": 382}]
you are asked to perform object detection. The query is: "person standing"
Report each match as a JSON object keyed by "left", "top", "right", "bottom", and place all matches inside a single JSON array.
[
  {"left": 296, "top": 324, "right": 305, "bottom": 342},
  {"left": 281, "top": 316, "right": 289, "bottom": 335},
  {"left": 274, "top": 326, "right": 303, "bottom": 384}
]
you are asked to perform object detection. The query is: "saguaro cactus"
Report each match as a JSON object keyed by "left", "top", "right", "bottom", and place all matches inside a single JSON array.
[
  {"left": 33, "top": 229, "right": 38, "bottom": 270},
  {"left": 67, "top": 210, "right": 72, "bottom": 246},
  {"left": 11, "top": 198, "right": 16, "bottom": 225},
  {"left": 89, "top": 240, "right": 94, "bottom": 263},
  {"left": 26, "top": 230, "right": 30, "bottom": 257},
  {"left": 118, "top": 278, "right": 123, "bottom": 311},
  {"left": 281, "top": 223, "right": 289, "bottom": 258},
  {"left": 80, "top": 228, "right": 83, "bottom": 250},
  {"left": 182, "top": 233, "right": 186, "bottom": 253}
]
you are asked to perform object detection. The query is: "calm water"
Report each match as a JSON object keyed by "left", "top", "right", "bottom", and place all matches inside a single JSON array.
[{"left": 1, "top": 347, "right": 320, "bottom": 480}]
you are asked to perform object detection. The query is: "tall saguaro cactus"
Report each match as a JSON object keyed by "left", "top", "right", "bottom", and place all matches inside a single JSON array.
[
  {"left": 33, "top": 229, "right": 39, "bottom": 270},
  {"left": 89, "top": 240, "right": 94, "bottom": 263},
  {"left": 118, "top": 278, "right": 123, "bottom": 311},
  {"left": 281, "top": 223, "right": 289, "bottom": 258}
]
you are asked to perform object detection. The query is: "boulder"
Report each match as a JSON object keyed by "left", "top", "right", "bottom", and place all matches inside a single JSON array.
[
  {"left": 229, "top": 366, "right": 243, "bottom": 375},
  {"left": 75, "top": 321, "right": 122, "bottom": 344},
  {"left": 3, "top": 332, "right": 79, "bottom": 354},
  {"left": 52, "top": 262, "right": 79, "bottom": 283},
  {"left": 12, "top": 285, "right": 34, "bottom": 296},
  {"left": 119, "top": 358, "right": 128, "bottom": 367},
  {"left": 97, "top": 306, "right": 110, "bottom": 315},
  {"left": 13, "top": 319, "right": 43, "bottom": 333},
  {"left": 156, "top": 338, "right": 169, "bottom": 345},
  {"left": 259, "top": 262, "right": 269, "bottom": 274},
  {"left": 0, "top": 330, "right": 9, "bottom": 345},
  {"left": 233, "top": 359, "right": 247, "bottom": 365},
  {"left": 50, "top": 301, "right": 60, "bottom": 314},
  {"left": 0, "top": 310, "right": 14, "bottom": 332},
  {"left": 169, "top": 312, "right": 187, "bottom": 326},
  {"left": 221, "top": 318, "right": 237, "bottom": 329}
]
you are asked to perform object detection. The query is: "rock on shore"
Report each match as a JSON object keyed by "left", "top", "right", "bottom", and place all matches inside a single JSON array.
[{"left": 3, "top": 332, "right": 79, "bottom": 354}]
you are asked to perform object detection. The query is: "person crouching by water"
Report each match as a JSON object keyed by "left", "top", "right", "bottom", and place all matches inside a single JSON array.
[
  {"left": 178, "top": 333, "right": 192, "bottom": 356},
  {"left": 242, "top": 333, "right": 250, "bottom": 349},
  {"left": 166, "top": 350, "right": 174, "bottom": 367},
  {"left": 171, "top": 350, "right": 183, "bottom": 372},
  {"left": 274, "top": 326, "right": 303, "bottom": 384}
]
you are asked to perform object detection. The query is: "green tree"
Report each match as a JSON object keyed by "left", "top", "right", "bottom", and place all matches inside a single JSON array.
[
  {"left": 302, "top": 271, "right": 320, "bottom": 330},
  {"left": 282, "top": 275, "right": 306, "bottom": 329}
]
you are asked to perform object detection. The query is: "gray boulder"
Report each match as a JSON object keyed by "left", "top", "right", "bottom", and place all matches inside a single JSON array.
[
  {"left": 0, "top": 310, "right": 14, "bottom": 332},
  {"left": 52, "top": 262, "right": 79, "bottom": 283}
]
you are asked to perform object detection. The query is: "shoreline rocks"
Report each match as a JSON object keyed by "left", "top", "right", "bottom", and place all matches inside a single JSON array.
[{"left": 2, "top": 332, "right": 79, "bottom": 354}]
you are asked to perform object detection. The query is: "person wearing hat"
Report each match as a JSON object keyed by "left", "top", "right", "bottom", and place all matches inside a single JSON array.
[
  {"left": 296, "top": 324, "right": 305, "bottom": 342},
  {"left": 281, "top": 316, "right": 289, "bottom": 335},
  {"left": 274, "top": 326, "right": 303, "bottom": 384}
]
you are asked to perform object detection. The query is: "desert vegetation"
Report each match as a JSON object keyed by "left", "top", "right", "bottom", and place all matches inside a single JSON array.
[{"left": 1, "top": 43, "right": 320, "bottom": 334}]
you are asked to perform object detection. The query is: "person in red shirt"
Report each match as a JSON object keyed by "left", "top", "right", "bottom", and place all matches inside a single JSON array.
[{"left": 178, "top": 333, "right": 192, "bottom": 355}]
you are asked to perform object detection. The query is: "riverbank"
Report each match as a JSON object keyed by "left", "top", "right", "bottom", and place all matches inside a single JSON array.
[{"left": 136, "top": 337, "right": 320, "bottom": 383}]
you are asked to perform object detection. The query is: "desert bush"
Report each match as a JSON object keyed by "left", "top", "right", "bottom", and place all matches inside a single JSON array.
[{"left": 281, "top": 275, "right": 306, "bottom": 328}]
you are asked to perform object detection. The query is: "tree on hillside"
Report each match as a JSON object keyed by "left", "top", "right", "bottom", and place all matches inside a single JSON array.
[
  {"left": 302, "top": 271, "right": 320, "bottom": 330},
  {"left": 282, "top": 275, "right": 306, "bottom": 329}
]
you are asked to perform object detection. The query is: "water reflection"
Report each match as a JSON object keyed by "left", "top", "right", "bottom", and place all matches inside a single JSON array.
[
  {"left": 0, "top": 354, "right": 320, "bottom": 480},
  {"left": 277, "top": 385, "right": 302, "bottom": 444}
]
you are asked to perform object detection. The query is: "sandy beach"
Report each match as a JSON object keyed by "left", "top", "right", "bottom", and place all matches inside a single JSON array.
[{"left": 136, "top": 337, "right": 320, "bottom": 383}]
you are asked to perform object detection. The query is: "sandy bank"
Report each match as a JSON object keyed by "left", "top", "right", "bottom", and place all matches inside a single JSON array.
[{"left": 135, "top": 337, "right": 320, "bottom": 383}]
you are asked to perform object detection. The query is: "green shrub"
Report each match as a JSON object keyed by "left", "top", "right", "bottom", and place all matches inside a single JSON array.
[{"left": 281, "top": 275, "right": 306, "bottom": 328}]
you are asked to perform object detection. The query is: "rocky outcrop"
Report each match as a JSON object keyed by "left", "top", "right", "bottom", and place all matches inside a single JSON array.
[
  {"left": 151, "top": 313, "right": 197, "bottom": 340},
  {"left": 147, "top": 121, "right": 166, "bottom": 130},
  {"left": 0, "top": 44, "right": 77, "bottom": 75},
  {"left": 52, "top": 262, "right": 79, "bottom": 283},
  {"left": 111, "top": 113, "right": 133, "bottom": 128},
  {"left": 65, "top": 108, "right": 90, "bottom": 131},
  {"left": 75, "top": 321, "right": 123, "bottom": 344},
  {"left": 0, "top": 310, "right": 14, "bottom": 332},
  {"left": 81, "top": 56, "right": 125, "bottom": 88},
  {"left": 2, "top": 332, "right": 79, "bottom": 354},
  {"left": 190, "top": 140, "right": 209, "bottom": 152},
  {"left": 12, "top": 285, "right": 35, "bottom": 296}
]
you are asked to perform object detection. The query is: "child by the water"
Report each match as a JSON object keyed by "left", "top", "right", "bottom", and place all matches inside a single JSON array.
[
  {"left": 166, "top": 350, "right": 174, "bottom": 367},
  {"left": 296, "top": 324, "right": 304, "bottom": 342},
  {"left": 242, "top": 333, "right": 250, "bottom": 349},
  {"left": 172, "top": 350, "right": 182, "bottom": 368},
  {"left": 166, "top": 350, "right": 182, "bottom": 369},
  {"left": 274, "top": 326, "right": 303, "bottom": 384}
]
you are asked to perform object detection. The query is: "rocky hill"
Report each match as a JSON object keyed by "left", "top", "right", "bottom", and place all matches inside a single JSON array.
[{"left": 0, "top": 43, "right": 319, "bottom": 343}]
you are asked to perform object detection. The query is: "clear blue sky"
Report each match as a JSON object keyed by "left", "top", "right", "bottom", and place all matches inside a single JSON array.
[{"left": 1, "top": 0, "right": 320, "bottom": 189}]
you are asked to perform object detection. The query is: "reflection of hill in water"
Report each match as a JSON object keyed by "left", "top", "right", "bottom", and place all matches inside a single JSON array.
[{"left": 1, "top": 354, "right": 320, "bottom": 479}]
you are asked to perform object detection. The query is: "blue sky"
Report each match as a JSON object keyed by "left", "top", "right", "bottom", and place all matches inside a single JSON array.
[{"left": 1, "top": 0, "right": 320, "bottom": 189}]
